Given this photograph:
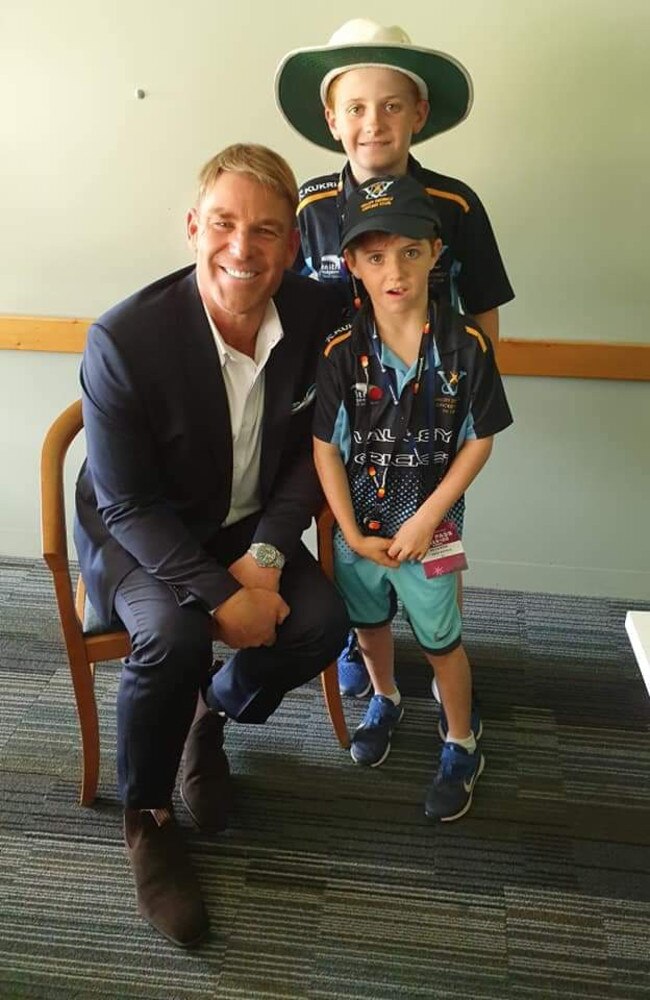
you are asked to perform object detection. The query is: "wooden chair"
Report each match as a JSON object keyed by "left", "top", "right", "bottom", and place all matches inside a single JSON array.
[{"left": 40, "top": 399, "right": 349, "bottom": 806}]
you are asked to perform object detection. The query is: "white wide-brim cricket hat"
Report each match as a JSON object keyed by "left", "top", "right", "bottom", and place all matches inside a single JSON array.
[{"left": 275, "top": 19, "right": 473, "bottom": 152}]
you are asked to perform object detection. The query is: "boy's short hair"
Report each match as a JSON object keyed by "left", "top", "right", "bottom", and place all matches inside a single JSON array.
[
  {"left": 340, "top": 175, "right": 441, "bottom": 252},
  {"left": 324, "top": 69, "right": 421, "bottom": 111},
  {"left": 197, "top": 143, "right": 299, "bottom": 215}
]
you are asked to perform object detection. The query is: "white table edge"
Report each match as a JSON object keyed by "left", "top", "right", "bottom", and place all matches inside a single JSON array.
[{"left": 625, "top": 610, "right": 650, "bottom": 698}]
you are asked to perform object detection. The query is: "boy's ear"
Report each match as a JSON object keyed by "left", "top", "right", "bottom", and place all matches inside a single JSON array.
[
  {"left": 411, "top": 99, "right": 430, "bottom": 137},
  {"left": 343, "top": 247, "right": 358, "bottom": 277},
  {"left": 429, "top": 237, "right": 443, "bottom": 269},
  {"left": 324, "top": 106, "right": 342, "bottom": 143}
]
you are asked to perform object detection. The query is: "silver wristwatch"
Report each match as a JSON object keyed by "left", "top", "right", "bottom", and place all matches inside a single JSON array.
[{"left": 247, "top": 542, "right": 286, "bottom": 570}]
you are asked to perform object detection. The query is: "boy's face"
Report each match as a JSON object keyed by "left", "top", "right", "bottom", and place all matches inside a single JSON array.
[
  {"left": 325, "top": 67, "right": 429, "bottom": 183},
  {"left": 344, "top": 233, "right": 442, "bottom": 317}
]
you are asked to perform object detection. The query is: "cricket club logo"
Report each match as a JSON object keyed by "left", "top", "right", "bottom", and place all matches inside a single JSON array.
[
  {"left": 362, "top": 180, "right": 395, "bottom": 200},
  {"left": 437, "top": 369, "right": 467, "bottom": 397},
  {"left": 352, "top": 381, "right": 384, "bottom": 405}
]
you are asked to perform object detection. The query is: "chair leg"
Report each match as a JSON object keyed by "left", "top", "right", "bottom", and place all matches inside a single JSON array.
[
  {"left": 74, "top": 578, "right": 97, "bottom": 679},
  {"left": 66, "top": 640, "right": 101, "bottom": 806},
  {"left": 77, "top": 677, "right": 100, "bottom": 806},
  {"left": 321, "top": 662, "right": 350, "bottom": 749}
]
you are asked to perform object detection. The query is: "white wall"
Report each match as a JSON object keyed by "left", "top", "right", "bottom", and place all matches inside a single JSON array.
[{"left": 1, "top": 0, "right": 649, "bottom": 598}]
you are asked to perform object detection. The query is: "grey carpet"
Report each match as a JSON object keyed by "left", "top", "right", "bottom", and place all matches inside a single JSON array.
[{"left": 0, "top": 557, "right": 649, "bottom": 999}]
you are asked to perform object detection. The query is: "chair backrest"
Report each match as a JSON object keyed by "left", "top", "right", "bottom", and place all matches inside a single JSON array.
[
  {"left": 40, "top": 399, "right": 84, "bottom": 629},
  {"left": 41, "top": 399, "right": 83, "bottom": 571}
]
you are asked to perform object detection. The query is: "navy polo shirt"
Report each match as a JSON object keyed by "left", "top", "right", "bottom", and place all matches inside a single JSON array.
[
  {"left": 296, "top": 156, "right": 515, "bottom": 317},
  {"left": 314, "top": 303, "right": 513, "bottom": 540}
]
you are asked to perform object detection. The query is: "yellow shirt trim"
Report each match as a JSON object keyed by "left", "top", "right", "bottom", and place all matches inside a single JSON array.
[
  {"left": 465, "top": 325, "right": 487, "bottom": 353},
  {"left": 324, "top": 330, "right": 352, "bottom": 357},
  {"left": 297, "top": 188, "right": 338, "bottom": 215},
  {"left": 425, "top": 187, "right": 470, "bottom": 214}
]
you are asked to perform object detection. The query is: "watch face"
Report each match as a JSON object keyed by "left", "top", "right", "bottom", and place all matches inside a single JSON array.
[{"left": 250, "top": 543, "right": 284, "bottom": 569}]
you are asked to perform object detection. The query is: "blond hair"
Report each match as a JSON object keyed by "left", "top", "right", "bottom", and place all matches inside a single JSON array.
[
  {"left": 325, "top": 69, "right": 421, "bottom": 110},
  {"left": 197, "top": 143, "right": 298, "bottom": 214}
]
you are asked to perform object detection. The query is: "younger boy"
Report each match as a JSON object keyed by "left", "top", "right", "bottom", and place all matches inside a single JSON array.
[
  {"left": 276, "top": 19, "right": 514, "bottom": 698},
  {"left": 313, "top": 175, "right": 512, "bottom": 820}
]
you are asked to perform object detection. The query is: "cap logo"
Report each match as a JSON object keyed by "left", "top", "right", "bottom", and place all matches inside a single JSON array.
[
  {"left": 358, "top": 179, "right": 396, "bottom": 214},
  {"left": 361, "top": 180, "right": 394, "bottom": 200}
]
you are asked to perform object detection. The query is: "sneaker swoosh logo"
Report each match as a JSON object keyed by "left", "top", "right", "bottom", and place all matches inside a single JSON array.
[{"left": 463, "top": 778, "right": 474, "bottom": 793}]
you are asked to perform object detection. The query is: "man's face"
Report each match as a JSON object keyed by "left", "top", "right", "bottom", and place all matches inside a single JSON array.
[
  {"left": 325, "top": 67, "right": 429, "bottom": 183},
  {"left": 187, "top": 171, "right": 299, "bottom": 326},
  {"left": 344, "top": 233, "right": 441, "bottom": 318}
]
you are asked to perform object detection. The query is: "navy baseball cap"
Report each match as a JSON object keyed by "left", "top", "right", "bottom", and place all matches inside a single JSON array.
[{"left": 340, "top": 174, "right": 441, "bottom": 252}]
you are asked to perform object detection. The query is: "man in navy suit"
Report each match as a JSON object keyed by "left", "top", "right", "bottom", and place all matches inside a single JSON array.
[{"left": 74, "top": 144, "right": 349, "bottom": 947}]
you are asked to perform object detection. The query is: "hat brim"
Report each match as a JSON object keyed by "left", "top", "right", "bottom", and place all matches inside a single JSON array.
[
  {"left": 341, "top": 213, "right": 439, "bottom": 252},
  {"left": 275, "top": 42, "right": 473, "bottom": 152}
]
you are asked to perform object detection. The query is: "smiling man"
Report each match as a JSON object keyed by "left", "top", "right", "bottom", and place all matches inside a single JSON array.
[{"left": 74, "top": 143, "right": 349, "bottom": 948}]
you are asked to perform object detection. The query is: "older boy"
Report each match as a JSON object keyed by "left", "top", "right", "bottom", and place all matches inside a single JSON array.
[
  {"left": 313, "top": 175, "right": 512, "bottom": 820},
  {"left": 276, "top": 19, "right": 514, "bottom": 698}
]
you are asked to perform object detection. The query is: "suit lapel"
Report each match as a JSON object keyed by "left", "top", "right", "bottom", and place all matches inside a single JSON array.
[
  {"left": 260, "top": 324, "right": 295, "bottom": 497},
  {"left": 176, "top": 272, "right": 233, "bottom": 494}
]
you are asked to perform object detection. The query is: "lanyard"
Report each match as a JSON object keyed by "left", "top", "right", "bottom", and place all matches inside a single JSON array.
[
  {"left": 357, "top": 305, "right": 438, "bottom": 516},
  {"left": 368, "top": 320, "right": 428, "bottom": 408}
]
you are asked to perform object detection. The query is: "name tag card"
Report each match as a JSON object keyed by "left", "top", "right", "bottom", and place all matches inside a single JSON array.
[{"left": 421, "top": 521, "right": 468, "bottom": 578}]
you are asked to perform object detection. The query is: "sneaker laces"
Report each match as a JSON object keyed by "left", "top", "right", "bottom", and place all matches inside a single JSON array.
[
  {"left": 438, "top": 743, "right": 473, "bottom": 781},
  {"left": 361, "top": 695, "right": 396, "bottom": 729}
]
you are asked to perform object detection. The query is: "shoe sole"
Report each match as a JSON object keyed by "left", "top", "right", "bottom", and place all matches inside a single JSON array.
[
  {"left": 425, "top": 754, "right": 485, "bottom": 823},
  {"left": 351, "top": 740, "right": 392, "bottom": 768},
  {"left": 437, "top": 718, "right": 483, "bottom": 742},
  {"left": 350, "top": 706, "right": 404, "bottom": 767},
  {"left": 138, "top": 903, "right": 209, "bottom": 949}
]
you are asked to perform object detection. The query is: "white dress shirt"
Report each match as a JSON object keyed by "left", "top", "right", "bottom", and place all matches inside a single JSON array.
[{"left": 202, "top": 300, "right": 284, "bottom": 526}]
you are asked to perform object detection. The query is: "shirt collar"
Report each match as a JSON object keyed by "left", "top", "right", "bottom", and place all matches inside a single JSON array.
[
  {"left": 202, "top": 297, "right": 283, "bottom": 367},
  {"left": 349, "top": 301, "right": 465, "bottom": 359},
  {"left": 341, "top": 153, "right": 423, "bottom": 195}
]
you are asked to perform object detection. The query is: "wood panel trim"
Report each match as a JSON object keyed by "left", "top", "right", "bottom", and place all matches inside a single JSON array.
[
  {"left": 496, "top": 339, "right": 650, "bottom": 382},
  {"left": 1, "top": 314, "right": 649, "bottom": 381},
  {"left": 1, "top": 315, "right": 92, "bottom": 353}
]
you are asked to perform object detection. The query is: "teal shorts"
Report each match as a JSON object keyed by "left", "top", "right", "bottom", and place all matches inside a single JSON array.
[{"left": 333, "top": 545, "right": 461, "bottom": 655}]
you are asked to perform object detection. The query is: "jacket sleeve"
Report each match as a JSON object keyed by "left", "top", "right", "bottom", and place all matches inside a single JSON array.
[{"left": 80, "top": 323, "right": 241, "bottom": 611}]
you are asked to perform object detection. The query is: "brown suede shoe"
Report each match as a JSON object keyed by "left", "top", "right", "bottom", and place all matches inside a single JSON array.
[
  {"left": 124, "top": 806, "right": 208, "bottom": 948},
  {"left": 180, "top": 689, "right": 232, "bottom": 833}
]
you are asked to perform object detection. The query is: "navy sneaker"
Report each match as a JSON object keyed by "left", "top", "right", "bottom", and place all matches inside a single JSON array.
[
  {"left": 338, "top": 631, "right": 371, "bottom": 698},
  {"left": 424, "top": 742, "right": 485, "bottom": 822},
  {"left": 350, "top": 695, "right": 404, "bottom": 767}
]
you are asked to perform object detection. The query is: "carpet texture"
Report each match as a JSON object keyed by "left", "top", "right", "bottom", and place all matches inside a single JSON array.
[{"left": 0, "top": 557, "right": 649, "bottom": 999}]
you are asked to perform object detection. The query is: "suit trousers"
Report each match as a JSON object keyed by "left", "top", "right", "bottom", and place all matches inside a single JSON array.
[{"left": 113, "top": 524, "right": 349, "bottom": 808}]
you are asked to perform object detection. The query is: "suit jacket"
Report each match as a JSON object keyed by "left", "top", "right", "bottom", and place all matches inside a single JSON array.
[{"left": 74, "top": 265, "right": 341, "bottom": 625}]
